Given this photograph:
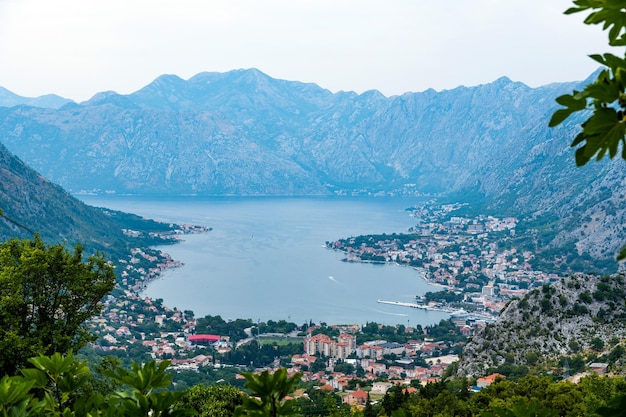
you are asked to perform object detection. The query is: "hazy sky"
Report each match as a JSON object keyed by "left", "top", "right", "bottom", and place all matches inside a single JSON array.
[{"left": 0, "top": 0, "right": 611, "bottom": 102}]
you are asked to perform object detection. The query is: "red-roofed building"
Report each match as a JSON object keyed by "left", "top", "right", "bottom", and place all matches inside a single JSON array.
[
  {"left": 319, "top": 384, "right": 334, "bottom": 392},
  {"left": 304, "top": 333, "right": 356, "bottom": 359},
  {"left": 188, "top": 334, "right": 220, "bottom": 344},
  {"left": 344, "top": 389, "right": 368, "bottom": 406},
  {"left": 403, "top": 387, "right": 418, "bottom": 395},
  {"left": 477, "top": 373, "right": 505, "bottom": 388}
]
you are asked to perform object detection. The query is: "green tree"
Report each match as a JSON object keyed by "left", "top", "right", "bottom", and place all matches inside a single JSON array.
[
  {"left": 309, "top": 358, "right": 326, "bottom": 374},
  {"left": 608, "top": 344, "right": 625, "bottom": 363},
  {"left": 296, "top": 386, "right": 327, "bottom": 417},
  {"left": 177, "top": 384, "right": 244, "bottom": 417},
  {"left": 333, "top": 361, "right": 354, "bottom": 375},
  {"left": 235, "top": 369, "right": 302, "bottom": 417},
  {"left": 363, "top": 393, "right": 377, "bottom": 417},
  {"left": 591, "top": 337, "right": 605, "bottom": 351},
  {"left": 0, "top": 235, "right": 116, "bottom": 376},
  {"left": 482, "top": 399, "right": 558, "bottom": 417},
  {"left": 323, "top": 393, "right": 351, "bottom": 417}
]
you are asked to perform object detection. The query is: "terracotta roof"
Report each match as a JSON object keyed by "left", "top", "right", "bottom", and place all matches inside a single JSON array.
[
  {"left": 351, "top": 389, "right": 368, "bottom": 399},
  {"left": 477, "top": 373, "right": 506, "bottom": 383}
]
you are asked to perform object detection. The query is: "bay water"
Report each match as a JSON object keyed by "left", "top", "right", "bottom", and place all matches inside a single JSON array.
[{"left": 79, "top": 196, "right": 449, "bottom": 327}]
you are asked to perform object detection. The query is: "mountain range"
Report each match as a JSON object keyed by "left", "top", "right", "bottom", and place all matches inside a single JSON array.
[
  {"left": 0, "top": 86, "right": 72, "bottom": 109},
  {"left": 0, "top": 68, "right": 624, "bottom": 263}
]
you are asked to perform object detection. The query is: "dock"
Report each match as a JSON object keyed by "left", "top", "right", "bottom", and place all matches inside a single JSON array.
[{"left": 377, "top": 299, "right": 465, "bottom": 315}]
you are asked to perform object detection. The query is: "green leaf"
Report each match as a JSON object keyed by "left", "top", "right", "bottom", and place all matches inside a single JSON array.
[
  {"left": 564, "top": 7, "right": 586, "bottom": 15},
  {"left": 575, "top": 146, "right": 591, "bottom": 166},
  {"left": 589, "top": 53, "right": 607, "bottom": 65},
  {"left": 571, "top": 131, "right": 587, "bottom": 146},
  {"left": 0, "top": 376, "right": 36, "bottom": 408},
  {"left": 549, "top": 109, "right": 575, "bottom": 127},
  {"left": 19, "top": 369, "right": 48, "bottom": 389}
]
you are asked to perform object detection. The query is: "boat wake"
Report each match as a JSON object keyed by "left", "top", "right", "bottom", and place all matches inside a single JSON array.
[
  {"left": 371, "top": 308, "right": 409, "bottom": 317},
  {"left": 327, "top": 275, "right": 351, "bottom": 290}
]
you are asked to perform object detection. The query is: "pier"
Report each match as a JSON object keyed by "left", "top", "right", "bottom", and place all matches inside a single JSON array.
[
  {"left": 377, "top": 299, "right": 465, "bottom": 315},
  {"left": 377, "top": 300, "right": 496, "bottom": 322}
]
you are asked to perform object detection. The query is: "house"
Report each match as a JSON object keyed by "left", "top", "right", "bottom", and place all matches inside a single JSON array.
[
  {"left": 344, "top": 389, "right": 368, "bottom": 406},
  {"left": 403, "top": 386, "right": 418, "bottom": 395},
  {"left": 460, "top": 325, "right": 472, "bottom": 337},
  {"left": 371, "top": 381, "right": 393, "bottom": 394},
  {"left": 421, "top": 378, "right": 439, "bottom": 386},
  {"left": 388, "top": 366, "right": 405, "bottom": 378},
  {"left": 589, "top": 363, "right": 609, "bottom": 375},
  {"left": 319, "top": 384, "right": 334, "bottom": 392},
  {"left": 476, "top": 373, "right": 505, "bottom": 388}
]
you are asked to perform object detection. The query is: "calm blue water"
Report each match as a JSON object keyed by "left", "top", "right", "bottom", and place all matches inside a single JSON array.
[{"left": 79, "top": 196, "right": 449, "bottom": 327}]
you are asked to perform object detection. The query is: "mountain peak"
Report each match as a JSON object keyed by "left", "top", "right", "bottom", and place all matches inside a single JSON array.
[
  {"left": 82, "top": 91, "right": 138, "bottom": 109},
  {"left": 146, "top": 74, "right": 186, "bottom": 91},
  {"left": 216, "top": 68, "right": 274, "bottom": 91},
  {"left": 494, "top": 75, "right": 513, "bottom": 84}
]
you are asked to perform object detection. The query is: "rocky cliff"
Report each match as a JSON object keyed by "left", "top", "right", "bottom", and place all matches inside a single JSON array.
[{"left": 457, "top": 273, "right": 626, "bottom": 377}]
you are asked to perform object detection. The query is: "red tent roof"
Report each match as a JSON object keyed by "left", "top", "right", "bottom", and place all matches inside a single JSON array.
[{"left": 188, "top": 334, "right": 220, "bottom": 343}]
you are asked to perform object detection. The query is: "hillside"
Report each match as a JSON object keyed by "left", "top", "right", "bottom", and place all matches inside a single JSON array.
[
  {"left": 0, "top": 69, "right": 624, "bottom": 262},
  {"left": 0, "top": 141, "right": 181, "bottom": 260},
  {"left": 457, "top": 273, "right": 626, "bottom": 377}
]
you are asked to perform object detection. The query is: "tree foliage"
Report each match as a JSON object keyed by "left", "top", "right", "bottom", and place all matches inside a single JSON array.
[
  {"left": 235, "top": 369, "right": 302, "bottom": 417},
  {"left": 177, "top": 384, "right": 244, "bottom": 417},
  {"left": 549, "top": 0, "right": 626, "bottom": 166},
  {"left": 0, "top": 352, "right": 192, "bottom": 417},
  {"left": 549, "top": 0, "right": 626, "bottom": 261},
  {"left": 0, "top": 235, "right": 116, "bottom": 376}
]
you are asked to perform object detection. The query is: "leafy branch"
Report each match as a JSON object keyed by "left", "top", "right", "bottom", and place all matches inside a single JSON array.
[
  {"left": 549, "top": 1, "right": 626, "bottom": 166},
  {"left": 550, "top": 1, "right": 626, "bottom": 261}
]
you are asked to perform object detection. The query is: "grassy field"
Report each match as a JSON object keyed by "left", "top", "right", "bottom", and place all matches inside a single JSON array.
[{"left": 257, "top": 336, "right": 303, "bottom": 346}]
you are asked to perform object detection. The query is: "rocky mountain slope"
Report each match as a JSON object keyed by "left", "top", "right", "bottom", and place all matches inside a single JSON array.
[
  {"left": 457, "top": 273, "right": 626, "bottom": 377},
  {"left": 0, "top": 69, "right": 589, "bottom": 197},
  {"left": 0, "top": 68, "right": 624, "bottom": 260},
  {"left": 0, "top": 141, "right": 180, "bottom": 260}
]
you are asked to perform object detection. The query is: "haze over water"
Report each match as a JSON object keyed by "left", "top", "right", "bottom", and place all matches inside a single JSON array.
[{"left": 80, "top": 196, "right": 449, "bottom": 327}]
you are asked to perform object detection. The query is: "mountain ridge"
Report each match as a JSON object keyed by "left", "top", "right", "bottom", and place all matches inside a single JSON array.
[
  {"left": 0, "top": 86, "right": 73, "bottom": 109},
  {"left": 0, "top": 68, "right": 624, "bottom": 262},
  {"left": 0, "top": 139, "right": 182, "bottom": 261}
]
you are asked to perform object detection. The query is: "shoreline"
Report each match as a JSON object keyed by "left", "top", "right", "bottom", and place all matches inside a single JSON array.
[
  {"left": 339, "top": 254, "right": 456, "bottom": 292},
  {"left": 123, "top": 226, "right": 210, "bottom": 297}
]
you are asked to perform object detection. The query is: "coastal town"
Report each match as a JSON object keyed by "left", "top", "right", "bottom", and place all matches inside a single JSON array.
[
  {"left": 86, "top": 202, "right": 566, "bottom": 396},
  {"left": 328, "top": 203, "right": 561, "bottom": 317}
]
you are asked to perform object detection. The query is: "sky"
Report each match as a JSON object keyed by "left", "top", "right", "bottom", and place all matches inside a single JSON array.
[{"left": 0, "top": 0, "right": 613, "bottom": 102}]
